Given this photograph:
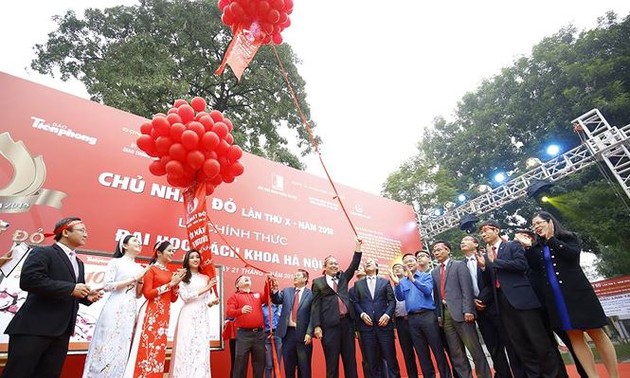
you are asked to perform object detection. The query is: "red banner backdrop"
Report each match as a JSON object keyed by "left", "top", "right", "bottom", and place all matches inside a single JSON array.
[{"left": 0, "top": 72, "right": 422, "bottom": 376}]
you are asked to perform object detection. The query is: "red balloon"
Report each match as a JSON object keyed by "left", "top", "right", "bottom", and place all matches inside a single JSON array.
[
  {"left": 225, "top": 133, "right": 234, "bottom": 144},
  {"left": 187, "top": 121, "right": 206, "bottom": 137},
  {"left": 213, "top": 122, "right": 229, "bottom": 139},
  {"left": 262, "top": 35, "right": 272, "bottom": 44},
  {"left": 169, "top": 123, "right": 186, "bottom": 142},
  {"left": 210, "top": 174, "right": 223, "bottom": 186},
  {"left": 201, "top": 131, "right": 221, "bottom": 151},
  {"left": 215, "top": 140, "right": 230, "bottom": 156},
  {"left": 284, "top": 0, "right": 293, "bottom": 12},
  {"left": 222, "top": 11, "right": 235, "bottom": 27},
  {"left": 195, "top": 111, "right": 209, "bottom": 121},
  {"left": 223, "top": 118, "right": 234, "bottom": 132},
  {"left": 209, "top": 110, "right": 224, "bottom": 123},
  {"left": 149, "top": 160, "right": 167, "bottom": 176},
  {"left": 160, "top": 156, "right": 172, "bottom": 165},
  {"left": 218, "top": 0, "right": 230, "bottom": 11},
  {"left": 178, "top": 105, "right": 195, "bottom": 124},
  {"left": 173, "top": 99, "right": 188, "bottom": 108},
  {"left": 272, "top": 32, "right": 283, "bottom": 45},
  {"left": 140, "top": 122, "right": 153, "bottom": 135},
  {"left": 203, "top": 159, "right": 221, "bottom": 179},
  {"left": 155, "top": 136, "right": 173, "bottom": 155},
  {"left": 266, "top": 9, "right": 280, "bottom": 23},
  {"left": 181, "top": 130, "right": 199, "bottom": 150},
  {"left": 169, "top": 143, "right": 187, "bottom": 162},
  {"left": 167, "top": 107, "right": 179, "bottom": 115},
  {"left": 229, "top": 2, "right": 245, "bottom": 19},
  {"left": 270, "top": 0, "right": 284, "bottom": 10},
  {"left": 137, "top": 135, "right": 155, "bottom": 152},
  {"left": 198, "top": 115, "right": 215, "bottom": 131},
  {"left": 222, "top": 173, "right": 236, "bottom": 183},
  {"left": 226, "top": 145, "right": 243, "bottom": 162},
  {"left": 191, "top": 97, "right": 207, "bottom": 112},
  {"left": 187, "top": 150, "right": 205, "bottom": 170},
  {"left": 205, "top": 182, "right": 216, "bottom": 195},
  {"left": 204, "top": 150, "right": 218, "bottom": 160},
  {"left": 165, "top": 160, "right": 184, "bottom": 178},
  {"left": 152, "top": 116, "right": 170, "bottom": 136},
  {"left": 167, "top": 113, "right": 183, "bottom": 125},
  {"left": 229, "top": 161, "right": 245, "bottom": 176},
  {"left": 258, "top": 1, "right": 271, "bottom": 14}
]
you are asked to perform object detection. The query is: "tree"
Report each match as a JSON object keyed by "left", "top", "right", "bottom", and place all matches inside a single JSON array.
[
  {"left": 383, "top": 11, "right": 630, "bottom": 276},
  {"left": 30, "top": 0, "right": 318, "bottom": 169}
]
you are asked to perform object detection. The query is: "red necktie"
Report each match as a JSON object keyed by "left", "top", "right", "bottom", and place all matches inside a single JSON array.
[
  {"left": 439, "top": 263, "right": 446, "bottom": 301},
  {"left": 291, "top": 288, "right": 300, "bottom": 323},
  {"left": 492, "top": 246, "right": 500, "bottom": 288},
  {"left": 333, "top": 278, "right": 348, "bottom": 315}
]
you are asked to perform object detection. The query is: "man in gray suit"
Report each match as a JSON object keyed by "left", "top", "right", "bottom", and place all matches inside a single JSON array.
[
  {"left": 271, "top": 269, "right": 314, "bottom": 378},
  {"left": 431, "top": 241, "right": 491, "bottom": 378}
]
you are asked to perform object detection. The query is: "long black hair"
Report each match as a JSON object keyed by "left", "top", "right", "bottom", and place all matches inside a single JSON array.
[
  {"left": 532, "top": 211, "right": 576, "bottom": 239},
  {"left": 182, "top": 249, "right": 201, "bottom": 284},
  {"left": 150, "top": 240, "right": 172, "bottom": 264},
  {"left": 113, "top": 234, "right": 134, "bottom": 258}
]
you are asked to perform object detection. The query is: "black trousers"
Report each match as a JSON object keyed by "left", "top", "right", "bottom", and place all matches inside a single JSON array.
[
  {"left": 395, "top": 317, "right": 419, "bottom": 378},
  {"left": 2, "top": 333, "right": 71, "bottom": 378},
  {"left": 233, "top": 328, "right": 266, "bottom": 378},
  {"left": 497, "top": 290, "right": 559, "bottom": 378},
  {"left": 320, "top": 316, "right": 358, "bottom": 378}
]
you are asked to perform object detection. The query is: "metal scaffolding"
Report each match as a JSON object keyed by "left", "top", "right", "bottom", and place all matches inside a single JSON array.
[{"left": 419, "top": 109, "right": 630, "bottom": 241}]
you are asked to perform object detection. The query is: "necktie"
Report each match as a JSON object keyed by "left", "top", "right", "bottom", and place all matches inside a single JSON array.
[
  {"left": 291, "top": 288, "right": 300, "bottom": 323},
  {"left": 368, "top": 277, "right": 376, "bottom": 299},
  {"left": 69, "top": 251, "right": 79, "bottom": 280},
  {"left": 439, "top": 263, "right": 446, "bottom": 301},
  {"left": 491, "top": 246, "right": 500, "bottom": 288},
  {"left": 333, "top": 278, "right": 348, "bottom": 315}
]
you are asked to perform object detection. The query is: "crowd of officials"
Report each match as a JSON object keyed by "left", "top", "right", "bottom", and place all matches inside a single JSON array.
[
  {"left": 0, "top": 212, "right": 619, "bottom": 378},
  {"left": 225, "top": 212, "right": 619, "bottom": 378}
]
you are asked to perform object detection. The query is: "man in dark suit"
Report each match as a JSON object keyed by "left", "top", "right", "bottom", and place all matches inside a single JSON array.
[
  {"left": 431, "top": 241, "right": 491, "bottom": 378},
  {"left": 460, "top": 235, "right": 525, "bottom": 378},
  {"left": 271, "top": 268, "right": 314, "bottom": 378},
  {"left": 2, "top": 217, "right": 102, "bottom": 378},
  {"left": 311, "top": 239, "right": 363, "bottom": 378},
  {"left": 352, "top": 258, "right": 401, "bottom": 378},
  {"left": 478, "top": 220, "right": 559, "bottom": 378}
]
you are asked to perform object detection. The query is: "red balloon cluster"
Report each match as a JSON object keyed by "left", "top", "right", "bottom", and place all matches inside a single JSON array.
[
  {"left": 137, "top": 97, "right": 244, "bottom": 195},
  {"left": 218, "top": 0, "right": 293, "bottom": 45}
]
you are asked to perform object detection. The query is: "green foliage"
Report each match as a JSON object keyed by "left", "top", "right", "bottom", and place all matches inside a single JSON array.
[
  {"left": 30, "top": 0, "right": 318, "bottom": 169},
  {"left": 383, "top": 11, "right": 630, "bottom": 276}
]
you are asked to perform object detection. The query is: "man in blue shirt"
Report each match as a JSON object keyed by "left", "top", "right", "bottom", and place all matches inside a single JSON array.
[
  {"left": 392, "top": 252, "right": 451, "bottom": 378},
  {"left": 263, "top": 302, "right": 283, "bottom": 378}
]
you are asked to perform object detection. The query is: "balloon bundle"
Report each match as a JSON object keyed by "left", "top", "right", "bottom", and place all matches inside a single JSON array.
[
  {"left": 218, "top": 0, "right": 294, "bottom": 45},
  {"left": 136, "top": 97, "right": 244, "bottom": 194}
]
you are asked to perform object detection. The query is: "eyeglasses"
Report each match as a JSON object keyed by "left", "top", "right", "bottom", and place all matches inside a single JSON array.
[{"left": 71, "top": 228, "right": 88, "bottom": 234}]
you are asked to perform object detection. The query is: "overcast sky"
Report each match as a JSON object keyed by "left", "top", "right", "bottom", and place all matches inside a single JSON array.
[{"left": 1, "top": 1, "right": 629, "bottom": 197}]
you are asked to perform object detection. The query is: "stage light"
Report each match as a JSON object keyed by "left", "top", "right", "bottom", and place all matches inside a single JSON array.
[
  {"left": 477, "top": 184, "right": 492, "bottom": 193},
  {"left": 459, "top": 214, "right": 479, "bottom": 234},
  {"left": 494, "top": 172, "right": 506, "bottom": 183},
  {"left": 433, "top": 208, "right": 443, "bottom": 216},
  {"left": 546, "top": 144, "right": 561, "bottom": 157},
  {"left": 457, "top": 194, "right": 466, "bottom": 202},
  {"left": 541, "top": 196, "right": 550, "bottom": 202},
  {"left": 526, "top": 157, "right": 542, "bottom": 169},
  {"left": 527, "top": 179, "right": 554, "bottom": 198}
]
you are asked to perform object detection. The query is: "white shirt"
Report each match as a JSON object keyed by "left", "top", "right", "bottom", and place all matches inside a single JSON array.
[{"left": 57, "top": 242, "right": 79, "bottom": 281}]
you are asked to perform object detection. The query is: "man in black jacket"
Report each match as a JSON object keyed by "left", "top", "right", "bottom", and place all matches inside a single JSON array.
[{"left": 2, "top": 217, "right": 102, "bottom": 378}]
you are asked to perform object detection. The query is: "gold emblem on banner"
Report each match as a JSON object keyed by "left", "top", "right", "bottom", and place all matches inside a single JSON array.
[{"left": 0, "top": 132, "right": 66, "bottom": 213}]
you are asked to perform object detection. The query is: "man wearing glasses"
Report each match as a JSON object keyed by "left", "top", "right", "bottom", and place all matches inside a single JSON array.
[{"left": 2, "top": 216, "right": 102, "bottom": 378}]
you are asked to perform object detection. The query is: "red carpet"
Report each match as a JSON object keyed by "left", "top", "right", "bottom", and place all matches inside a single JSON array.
[{"left": 564, "top": 362, "right": 629, "bottom": 377}]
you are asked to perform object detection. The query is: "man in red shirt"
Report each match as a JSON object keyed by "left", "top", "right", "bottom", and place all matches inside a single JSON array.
[{"left": 227, "top": 275, "right": 270, "bottom": 378}]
